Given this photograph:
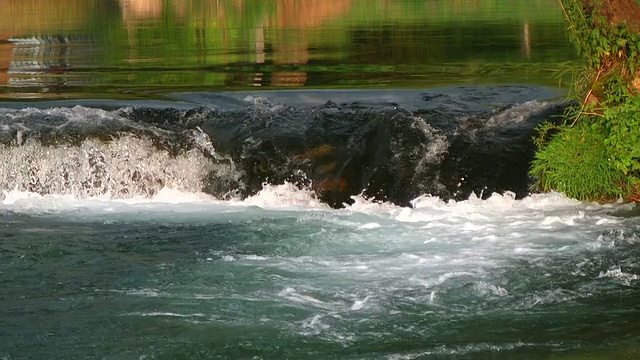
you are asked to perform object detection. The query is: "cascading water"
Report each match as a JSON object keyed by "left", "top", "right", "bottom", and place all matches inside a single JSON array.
[
  {"left": 0, "top": 136, "right": 213, "bottom": 198},
  {"left": 0, "top": 87, "right": 571, "bottom": 207},
  {"left": 1, "top": 88, "right": 638, "bottom": 359},
  {"left": 0, "top": 106, "right": 242, "bottom": 201}
]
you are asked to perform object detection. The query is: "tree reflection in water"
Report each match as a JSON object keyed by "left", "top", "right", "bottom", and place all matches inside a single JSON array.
[{"left": 0, "top": 0, "right": 572, "bottom": 98}]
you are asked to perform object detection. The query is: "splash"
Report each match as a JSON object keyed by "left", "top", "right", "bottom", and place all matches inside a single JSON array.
[
  {"left": 240, "top": 182, "right": 329, "bottom": 210},
  {"left": 0, "top": 135, "right": 215, "bottom": 199}
]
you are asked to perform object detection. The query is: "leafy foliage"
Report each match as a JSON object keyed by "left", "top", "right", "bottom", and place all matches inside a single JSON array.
[
  {"left": 599, "top": 76, "right": 640, "bottom": 175},
  {"left": 561, "top": 0, "right": 640, "bottom": 72},
  {"left": 530, "top": 121, "right": 625, "bottom": 200},
  {"left": 531, "top": 0, "right": 640, "bottom": 201}
]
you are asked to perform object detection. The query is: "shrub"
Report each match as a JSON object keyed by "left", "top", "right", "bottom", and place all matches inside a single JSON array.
[{"left": 530, "top": 119, "right": 627, "bottom": 201}]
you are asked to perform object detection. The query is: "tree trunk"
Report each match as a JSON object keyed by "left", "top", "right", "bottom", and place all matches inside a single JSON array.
[{"left": 582, "top": 0, "right": 640, "bottom": 29}]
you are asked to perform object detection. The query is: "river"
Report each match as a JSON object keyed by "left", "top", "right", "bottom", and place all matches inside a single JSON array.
[{"left": 1, "top": 1, "right": 639, "bottom": 359}]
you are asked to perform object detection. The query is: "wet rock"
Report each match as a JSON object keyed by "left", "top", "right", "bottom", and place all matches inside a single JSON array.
[
  {"left": 188, "top": 100, "right": 572, "bottom": 207},
  {"left": 0, "top": 95, "right": 574, "bottom": 208}
]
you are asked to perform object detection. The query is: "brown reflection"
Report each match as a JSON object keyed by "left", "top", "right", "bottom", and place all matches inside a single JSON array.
[
  {"left": 119, "top": 0, "right": 163, "bottom": 20},
  {"left": 273, "top": 0, "right": 353, "bottom": 28},
  {"left": 0, "top": 0, "right": 91, "bottom": 35},
  {"left": 0, "top": 36, "right": 93, "bottom": 92},
  {"left": 270, "top": 72, "right": 309, "bottom": 87},
  {"left": 0, "top": 41, "right": 12, "bottom": 85},
  {"left": 269, "top": 0, "right": 354, "bottom": 86},
  {"left": 119, "top": 0, "right": 198, "bottom": 24},
  {"left": 0, "top": 0, "right": 363, "bottom": 92}
]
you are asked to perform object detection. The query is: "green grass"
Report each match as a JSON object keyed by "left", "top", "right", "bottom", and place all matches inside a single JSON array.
[{"left": 530, "top": 120, "right": 626, "bottom": 201}]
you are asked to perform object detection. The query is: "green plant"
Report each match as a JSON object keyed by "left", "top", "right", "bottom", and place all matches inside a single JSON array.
[
  {"left": 530, "top": 120, "right": 626, "bottom": 200},
  {"left": 530, "top": 0, "right": 640, "bottom": 201},
  {"left": 599, "top": 76, "right": 640, "bottom": 175}
]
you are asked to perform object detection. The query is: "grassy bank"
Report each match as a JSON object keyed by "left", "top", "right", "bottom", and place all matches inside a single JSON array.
[{"left": 530, "top": 0, "right": 640, "bottom": 202}]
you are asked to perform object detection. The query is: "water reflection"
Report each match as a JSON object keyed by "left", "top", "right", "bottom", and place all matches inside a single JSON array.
[
  {"left": 0, "top": 42, "right": 10, "bottom": 86},
  {"left": 522, "top": 21, "right": 531, "bottom": 59},
  {"left": 268, "top": 0, "right": 355, "bottom": 86},
  {"left": 120, "top": 0, "right": 164, "bottom": 20},
  {"left": 0, "top": 0, "right": 94, "bottom": 94},
  {"left": 5, "top": 36, "right": 93, "bottom": 92},
  {"left": 0, "top": 0, "right": 574, "bottom": 99}
]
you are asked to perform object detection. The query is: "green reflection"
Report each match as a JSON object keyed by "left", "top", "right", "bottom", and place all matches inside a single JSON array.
[{"left": 0, "top": 0, "right": 576, "bottom": 99}]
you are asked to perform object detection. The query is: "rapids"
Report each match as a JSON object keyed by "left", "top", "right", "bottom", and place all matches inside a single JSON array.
[
  {"left": 1, "top": 186, "right": 639, "bottom": 359},
  {"left": 1, "top": 87, "right": 639, "bottom": 359},
  {"left": 0, "top": 86, "right": 571, "bottom": 207}
]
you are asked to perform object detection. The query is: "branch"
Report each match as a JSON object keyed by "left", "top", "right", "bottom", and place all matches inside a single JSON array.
[
  {"left": 571, "top": 67, "right": 604, "bottom": 126},
  {"left": 579, "top": 112, "right": 605, "bottom": 117},
  {"left": 557, "top": 0, "right": 579, "bottom": 35}
]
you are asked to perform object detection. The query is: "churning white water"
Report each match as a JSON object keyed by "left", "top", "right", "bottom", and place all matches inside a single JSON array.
[
  {"left": 3, "top": 185, "right": 637, "bottom": 302},
  {"left": 1, "top": 184, "right": 639, "bottom": 358},
  {"left": 1, "top": 93, "right": 639, "bottom": 358}
]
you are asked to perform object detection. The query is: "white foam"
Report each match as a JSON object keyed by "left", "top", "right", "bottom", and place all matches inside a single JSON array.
[
  {"left": 350, "top": 296, "right": 371, "bottom": 311},
  {"left": 0, "top": 135, "right": 216, "bottom": 200},
  {"left": 300, "top": 314, "right": 330, "bottom": 333},
  {"left": 1, "top": 187, "right": 219, "bottom": 212},
  {"left": 2, "top": 189, "right": 44, "bottom": 205},
  {"left": 1, "top": 179, "right": 632, "bottom": 246},
  {"left": 240, "top": 255, "right": 269, "bottom": 261},
  {"left": 346, "top": 193, "right": 400, "bottom": 214},
  {"left": 124, "top": 187, "right": 217, "bottom": 204},
  {"left": 528, "top": 288, "right": 575, "bottom": 307},
  {"left": 598, "top": 266, "right": 640, "bottom": 285},
  {"left": 126, "top": 312, "right": 207, "bottom": 318},
  {"left": 21, "top": 186, "right": 630, "bottom": 345},
  {"left": 474, "top": 282, "right": 509, "bottom": 297},
  {"left": 341, "top": 191, "right": 597, "bottom": 228},
  {"left": 278, "top": 287, "right": 327, "bottom": 307},
  {"left": 239, "top": 182, "right": 329, "bottom": 210},
  {"left": 96, "top": 288, "right": 164, "bottom": 297}
]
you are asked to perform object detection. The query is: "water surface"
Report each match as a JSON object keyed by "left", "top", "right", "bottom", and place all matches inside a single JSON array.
[
  {"left": 1, "top": 189, "right": 640, "bottom": 359},
  {"left": 3, "top": 2, "right": 636, "bottom": 360},
  {"left": 0, "top": 0, "right": 576, "bottom": 99},
  {"left": 0, "top": 88, "right": 639, "bottom": 359}
]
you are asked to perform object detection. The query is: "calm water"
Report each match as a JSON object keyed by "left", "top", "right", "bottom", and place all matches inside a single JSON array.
[
  {"left": 0, "top": 0, "right": 575, "bottom": 99},
  {"left": 3, "top": 1, "right": 639, "bottom": 360}
]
